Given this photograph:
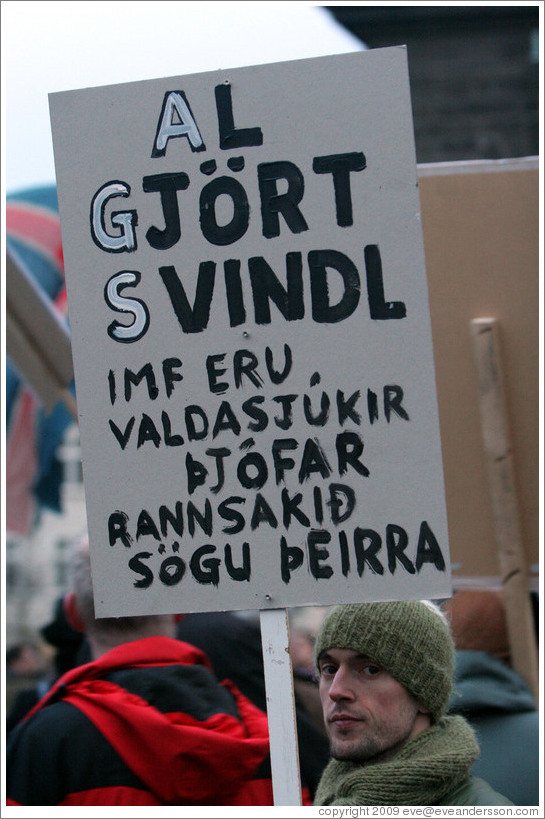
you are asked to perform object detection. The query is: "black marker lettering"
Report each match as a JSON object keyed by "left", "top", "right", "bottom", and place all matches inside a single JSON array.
[
  {"left": 281, "top": 488, "right": 311, "bottom": 529},
  {"left": 250, "top": 493, "right": 278, "bottom": 530},
  {"left": 190, "top": 546, "right": 220, "bottom": 586},
  {"left": 187, "top": 500, "right": 213, "bottom": 537},
  {"left": 159, "top": 502, "right": 184, "bottom": 538},
  {"left": 108, "top": 511, "right": 133, "bottom": 547},
  {"left": 415, "top": 521, "right": 446, "bottom": 571},
  {"left": 162, "top": 358, "right": 183, "bottom": 398},
  {"left": 354, "top": 528, "right": 384, "bottom": 576},
  {"left": 143, "top": 172, "right": 189, "bottom": 250},
  {"left": 248, "top": 253, "right": 304, "bottom": 324},
  {"left": 312, "top": 152, "right": 366, "bottom": 227},
  {"left": 336, "top": 431, "right": 369, "bottom": 478},
  {"left": 136, "top": 509, "right": 161, "bottom": 540},
  {"left": 257, "top": 161, "right": 308, "bottom": 238},
  {"left": 214, "top": 83, "right": 263, "bottom": 149},
  {"left": 365, "top": 244, "right": 406, "bottom": 320},
  {"left": 225, "top": 542, "right": 251, "bottom": 581},
  {"left": 218, "top": 496, "right": 246, "bottom": 534},
  {"left": 265, "top": 344, "right": 292, "bottom": 384},
  {"left": 159, "top": 262, "right": 216, "bottom": 333},
  {"left": 384, "top": 385, "right": 409, "bottom": 422},
  {"left": 307, "top": 530, "right": 333, "bottom": 579},
  {"left": 280, "top": 535, "right": 304, "bottom": 583},
  {"left": 200, "top": 177, "right": 249, "bottom": 246},
  {"left": 309, "top": 249, "right": 360, "bottom": 324},
  {"left": 298, "top": 437, "right": 332, "bottom": 482},
  {"left": 159, "top": 555, "right": 186, "bottom": 586},
  {"left": 129, "top": 552, "right": 154, "bottom": 588},
  {"left": 224, "top": 259, "right": 246, "bottom": 326},
  {"left": 386, "top": 524, "right": 415, "bottom": 574},
  {"left": 136, "top": 414, "right": 161, "bottom": 448},
  {"left": 233, "top": 349, "right": 264, "bottom": 389},
  {"left": 109, "top": 417, "right": 135, "bottom": 450}
]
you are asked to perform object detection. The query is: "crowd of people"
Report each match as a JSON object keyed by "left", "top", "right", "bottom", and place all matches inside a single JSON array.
[{"left": 6, "top": 539, "right": 539, "bottom": 807}]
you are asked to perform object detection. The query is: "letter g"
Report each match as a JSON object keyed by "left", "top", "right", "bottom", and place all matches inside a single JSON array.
[{"left": 91, "top": 181, "right": 137, "bottom": 252}]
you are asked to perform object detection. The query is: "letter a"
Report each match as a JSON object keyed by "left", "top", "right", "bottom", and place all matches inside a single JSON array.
[{"left": 152, "top": 91, "right": 206, "bottom": 157}]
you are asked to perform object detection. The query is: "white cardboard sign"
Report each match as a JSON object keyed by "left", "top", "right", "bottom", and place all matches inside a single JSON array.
[{"left": 49, "top": 48, "right": 451, "bottom": 617}]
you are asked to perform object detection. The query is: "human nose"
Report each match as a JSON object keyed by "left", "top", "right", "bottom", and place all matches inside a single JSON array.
[{"left": 328, "top": 665, "right": 355, "bottom": 702}]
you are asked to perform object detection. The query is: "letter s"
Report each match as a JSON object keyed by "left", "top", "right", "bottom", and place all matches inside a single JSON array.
[
  {"left": 105, "top": 271, "right": 150, "bottom": 343},
  {"left": 128, "top": 551, "right": 154, "bottom": 588}
]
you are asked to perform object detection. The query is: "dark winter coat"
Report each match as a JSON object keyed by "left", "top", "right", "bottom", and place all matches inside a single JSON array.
[
  {"left": 449, "top": 649, "right": 539, "bottom": 806},
  {"left": 439, "top": 775, "right": 514, "bottom": 806}
]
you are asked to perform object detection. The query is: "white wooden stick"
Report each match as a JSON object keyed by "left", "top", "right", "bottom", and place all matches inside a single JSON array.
[
  {"left": 260, "top": 607, "right": 302, "bottom": 806},
  {"left": 470, "top": 318, "right": 539, "bottom": 703}
]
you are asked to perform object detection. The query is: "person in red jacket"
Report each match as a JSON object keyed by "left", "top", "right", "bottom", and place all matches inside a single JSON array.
[{"left": 6, "top": 539, "right": 273, "bottom": 806}]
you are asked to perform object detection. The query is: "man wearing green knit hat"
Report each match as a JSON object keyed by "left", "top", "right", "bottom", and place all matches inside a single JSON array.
[{"left": 314, "top": 600, "right": 513, "bottom": 806}]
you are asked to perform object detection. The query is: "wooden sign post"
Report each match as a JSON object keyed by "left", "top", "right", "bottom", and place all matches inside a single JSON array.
[
  {"left": 470, "top": 318, "right": 538, "bottom": 702},
  {"left": 260, "top": 608, "right": 302, "bottom": 805},
  {"left": 50, "top": 48, "right": 450, "bottom": 804}
]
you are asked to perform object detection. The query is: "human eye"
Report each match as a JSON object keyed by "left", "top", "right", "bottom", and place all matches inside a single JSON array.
[
  {"left": 319, "top": 660, "right": 337, "bottom": 678},
  {"left": 362, "top": 663, "right": 382, "bottom": 677}
]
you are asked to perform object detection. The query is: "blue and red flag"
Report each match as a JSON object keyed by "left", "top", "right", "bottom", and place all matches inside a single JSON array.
[{"left": 6, "top": 185, "right": 75, "bottom": 534}]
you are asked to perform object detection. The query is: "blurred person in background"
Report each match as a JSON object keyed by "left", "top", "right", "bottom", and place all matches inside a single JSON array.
[
  {"left": 177, "top": 608, "right": 328, "bottom": 802},
  {"left": 444, "top": 590, "right": 539, "bottom": 806},
  {"left": 6, "top": 595, "right": 90, "bottom": 734},
  {"left": 7, "top": 538, "right": 273, "bottom": 806},
  {"left": 6, "top": 642, "right": 47, "bottom": 678}
]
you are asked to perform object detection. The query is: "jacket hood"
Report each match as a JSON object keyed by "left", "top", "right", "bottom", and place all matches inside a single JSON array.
[{"left": 449, "top": 650, "right": 537, "bottom": 715}]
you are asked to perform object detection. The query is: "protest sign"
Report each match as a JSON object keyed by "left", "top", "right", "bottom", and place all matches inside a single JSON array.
[
  {"left": 50, "top": 47, "right": 451, "bottom": 617},
  {"left": 418, "top": 159, "right": 539, "bottom": 584}
]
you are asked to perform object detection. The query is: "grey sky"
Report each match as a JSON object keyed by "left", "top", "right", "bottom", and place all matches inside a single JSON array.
[{"left": 3, "top": 1, "right": 364, "bottom": 193}]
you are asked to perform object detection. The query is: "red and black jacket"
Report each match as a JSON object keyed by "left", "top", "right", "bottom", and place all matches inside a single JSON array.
[{"left": 6, "top": 637, "right": 274, "bottom": 806}]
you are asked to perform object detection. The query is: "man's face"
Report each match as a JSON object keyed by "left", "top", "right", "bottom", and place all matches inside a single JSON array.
[{"left": 318, "top": 647, "right": 430, "bottom": 762}]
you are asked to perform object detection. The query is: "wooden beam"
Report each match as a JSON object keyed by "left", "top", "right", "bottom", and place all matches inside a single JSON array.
[
  {"left": 260, "top": 608, "right": 302, "bottom": 805},
  {"left": 470, "top": 318, "right": 538, "bottom": 703}
]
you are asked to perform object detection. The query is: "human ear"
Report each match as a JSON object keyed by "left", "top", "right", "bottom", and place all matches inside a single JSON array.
[
  {"left": 63, "top": 592, "right": 86, "bottom": 633},
  {"left": 417, "top": 702, "right": 431, "bottom": 715}
]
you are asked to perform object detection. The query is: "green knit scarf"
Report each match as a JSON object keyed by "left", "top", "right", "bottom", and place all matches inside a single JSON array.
[{"left": 314, "top": 716, "right": 479, "bottom": 806}]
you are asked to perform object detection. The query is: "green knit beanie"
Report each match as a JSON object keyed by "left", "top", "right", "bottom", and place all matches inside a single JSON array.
[{"left": 314, "top": 601, "right": 454, "bottom": 721}]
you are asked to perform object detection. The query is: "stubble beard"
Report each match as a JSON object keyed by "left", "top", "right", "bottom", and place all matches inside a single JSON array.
[
  {"left": 329, "top": 729, "right": 392, "bottom": 763},
  {"left": 329, "top": 711, "right": 420, "bottom": 764}
]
